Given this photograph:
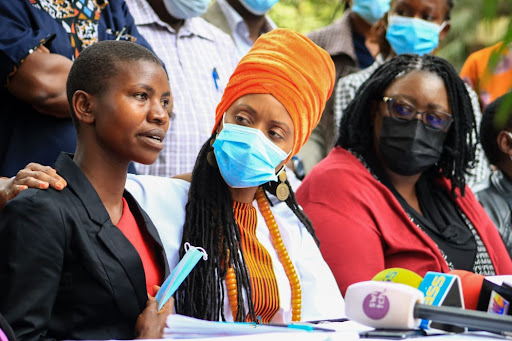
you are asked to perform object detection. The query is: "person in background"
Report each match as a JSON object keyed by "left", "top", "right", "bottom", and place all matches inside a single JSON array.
[
  {"left": 1, "top": 29, "right": 345, "bottom": 324},
  {"left": 202, "top": 0, "right": 278, "bottom": 56},
  {"left": 127, "top": 0, "right": 240, "bottom": 177},
  {"left": 461, "top": 41, "right": 512, "bottom": 110},
  {"left": 0, "top": 41, "right": 172, "bottom": 341},
  {"left": 334, "top": 0, "right": 452, "bottom": 133},
  {"left": 0, "top": 0, "right": 153, "bottom": 177},
  {"left": 473, "top": 94, "right": 512, "bottom": 258},
  {"left": 333, "top": 0, "right": 491, "bottom": 186},
  {"left": 296, "top": 0, "right": 390, "bottom": 176},
  {"left": 297, "top": 54, "right": 512, "bottom": 295}
]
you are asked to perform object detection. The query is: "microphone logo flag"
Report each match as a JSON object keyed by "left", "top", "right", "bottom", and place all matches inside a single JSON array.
[
  {"left": 489, "top": 291, "right": 510, "bottom": 315},
  {"left": 363, "top": 291, "right": 390, "bottom": 319}
]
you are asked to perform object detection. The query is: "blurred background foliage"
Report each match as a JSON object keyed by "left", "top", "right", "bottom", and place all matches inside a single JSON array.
[
  {"left": 268, "top": 0, "right": 512, "bottom": 123},
  {"left": 268, "top": 0, "right": 512, "bottom": 71}
]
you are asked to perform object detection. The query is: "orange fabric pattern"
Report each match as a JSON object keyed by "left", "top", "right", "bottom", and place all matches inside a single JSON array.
[
  {"left": 460, "top": 42, "right": 512, "bottom": 110},
  {"left": 213, "top": 28, "right": 336, "bottom": 161},
  {"left": 232, "top": 201, "right": 280, "bottom": 323}
]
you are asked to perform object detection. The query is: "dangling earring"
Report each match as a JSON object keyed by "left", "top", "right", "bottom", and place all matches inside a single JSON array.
[
  {"left": 276, "top": 169, "right": 290, "bottom": 201},
  {"left": 207, "top": 134, "right": 217, "bottom": 168}
]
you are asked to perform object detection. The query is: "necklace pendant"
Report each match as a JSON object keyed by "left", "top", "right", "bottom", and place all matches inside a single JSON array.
[{"left": 276, "top": 182, "right": 290, "bottom": 201}]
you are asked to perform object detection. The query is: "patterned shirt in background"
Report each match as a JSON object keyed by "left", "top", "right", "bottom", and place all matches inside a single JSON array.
[
  {"left": 31, "top": 0, "right": 108, "bottom": 59},
  {"left": 333, "top": 55, "right": 492, "bottom": 188},
  {"left": 126, "top": 0, "right": 239, "bottom": 177},
  {"left": 460, "top": 42, "right": 512, "bottom": 110}
]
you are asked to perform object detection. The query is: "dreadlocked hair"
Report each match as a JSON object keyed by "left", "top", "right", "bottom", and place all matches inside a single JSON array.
[
  {"left": 175, "top": 135, "right": 256, "bottom": 322},
  {"left": 337, "top": 54, "right": 477, "bottom": 196},
  {"left": 262, "top": 178, "right": 319, "bottom": 245},
  {"left": 175, "top": 134, "right": 322, "bottom": 320}
]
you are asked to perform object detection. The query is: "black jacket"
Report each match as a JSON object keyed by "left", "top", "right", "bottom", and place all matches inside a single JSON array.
[
  {"left": 473, "top": 170, "right": 512, "bottom": 259},
  {"left": 0, "top": 153, "right": 169, "bottom": 341}
]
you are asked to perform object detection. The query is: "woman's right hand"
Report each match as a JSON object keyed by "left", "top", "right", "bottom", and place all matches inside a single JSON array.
[
  {"left": 135, "top": 287, "right": 174, "bottom": 339},
  {"left": 0, "top": 163, "right": 67, "bottom": 210}
]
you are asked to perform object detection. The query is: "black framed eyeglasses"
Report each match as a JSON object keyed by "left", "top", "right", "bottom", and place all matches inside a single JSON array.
[{"left": 382, "top": 96, "right": 453, "bottom": 131}]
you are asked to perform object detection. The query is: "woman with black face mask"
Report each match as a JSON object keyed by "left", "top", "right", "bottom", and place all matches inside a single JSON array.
[{"left": 296, "top": 54, "right": 512, "bottom": 295}]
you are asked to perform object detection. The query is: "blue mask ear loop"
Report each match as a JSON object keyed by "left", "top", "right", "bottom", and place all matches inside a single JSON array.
[{"left": 155, "top": 242, "right": 208, "bottom": 310}]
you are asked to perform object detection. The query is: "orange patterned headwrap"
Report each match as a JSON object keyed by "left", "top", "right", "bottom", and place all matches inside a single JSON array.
[{"left": 212, "top": 28, "right": 335, "bottom": 160}]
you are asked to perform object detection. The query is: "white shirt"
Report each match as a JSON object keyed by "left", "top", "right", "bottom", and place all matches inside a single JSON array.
[
  {"left": 125, "top": 174, "right": 345, "bottom": 322},
  {"left": 126, "top": 0, "right": 239, "bottom": 177}
]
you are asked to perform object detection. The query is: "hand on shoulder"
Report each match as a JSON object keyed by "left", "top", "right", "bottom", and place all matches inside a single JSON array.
[{"left": 0, "top": 163, "right": 67, "bottom": 210}]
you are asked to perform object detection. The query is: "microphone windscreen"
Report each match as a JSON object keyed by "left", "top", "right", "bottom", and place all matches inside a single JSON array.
[
  {"left": 448, "top": 270, "right": 484, "bottom": 310},
  {"left": 345, "top": 281, "right": 424, "bottom": 329},
  {"left": 372, "top": 268, "right": 423, "bottom": 288}
]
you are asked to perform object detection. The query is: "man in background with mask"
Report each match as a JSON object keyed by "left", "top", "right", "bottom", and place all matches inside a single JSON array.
[
  {"left": 295, "top": 0, "right": 390, "bottom": 177},
  {"left": 202, "top": 0, "right": 278, "bottom": 56},
  {"left": 333, "top": 0, "right": 491, "bottom": 186},
  {"left": 334, "top": 0, "right": 452, "bottom": 124},
  {"left": 126, "top": 0, "right": 239, "bottom": 177}
]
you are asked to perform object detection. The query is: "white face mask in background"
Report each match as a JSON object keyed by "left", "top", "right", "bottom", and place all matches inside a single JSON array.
[
  {"left": 163, "top": 0, "right": 211, "bottom": 19},
  {"left": 238, "top": 0, "right": 279, "bottom": 16},
  {"left": 351, "top": 0, "right": 391, "bottom": 25}
]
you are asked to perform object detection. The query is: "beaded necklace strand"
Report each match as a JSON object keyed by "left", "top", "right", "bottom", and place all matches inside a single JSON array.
[{"left": 226, "top": 187, "right": 302, "bottom": 322}]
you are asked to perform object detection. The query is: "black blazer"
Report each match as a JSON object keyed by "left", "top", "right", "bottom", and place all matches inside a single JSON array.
[{"left": 0, "top": 153, "right": 169, "bottom": 341}]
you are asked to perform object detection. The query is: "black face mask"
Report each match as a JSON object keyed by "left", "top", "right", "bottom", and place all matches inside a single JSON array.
[{"left": 378, "top": 117, "right": 447, "bottom": 176}]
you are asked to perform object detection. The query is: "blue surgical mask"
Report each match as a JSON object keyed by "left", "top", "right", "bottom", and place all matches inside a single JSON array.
[
  {"left": 213, "top": 117, "right": 289, "bottom": 188},
  {"left": 386, "top": 15, "right": 445, "bottom": 55},
  {"left": 155, "top": 242, "right": 208, "bottom": 310},
  {"left": 238, "top": 0, "right": 279, "bottom": 16},
  {"left": 352, "top": 0, "right": 390, "bottom": 25},
  {"left": 163, "top": 0, "right": 210, "bottom": 19}
]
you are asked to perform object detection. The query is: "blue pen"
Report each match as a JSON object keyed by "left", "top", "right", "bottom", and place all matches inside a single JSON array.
[
  {"left": 220, "top": 321, "right": 335, "bottom": 332},
  {"left": 212, "top": 67, "right": 220, "bottom": 91}
]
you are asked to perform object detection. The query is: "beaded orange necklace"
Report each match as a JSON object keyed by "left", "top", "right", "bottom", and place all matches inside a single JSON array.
[{"left": 226, "top": 187, "right": 302, "bottom": 322}]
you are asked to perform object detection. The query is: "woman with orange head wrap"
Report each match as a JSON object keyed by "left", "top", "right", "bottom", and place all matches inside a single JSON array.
[
  {"left": 167, "top": 28, "right": 344, "bottom": 323},
  {"left": 3, "top": 28, "right": 345, "bottom": 324}
]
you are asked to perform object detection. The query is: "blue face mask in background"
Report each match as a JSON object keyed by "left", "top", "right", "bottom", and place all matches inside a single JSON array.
[
  {"left": 239, "top": 0, "right": 279, "bottom": 16},
  {"left": 352, "top": 0, "right": 391, "bottom": 25},
  {"left": 213, "top": 119, "right": 289, "bottom": 188},
  {"left": 386, "top": 15, "right": 445, "bottom": 55},
  {"left": 163, "top": 0, "right": 210, "bottom": 19}
]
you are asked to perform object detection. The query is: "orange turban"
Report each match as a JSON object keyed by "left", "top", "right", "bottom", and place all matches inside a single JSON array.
[{"left": 213, "top": 28, "right": 335, "bottom": 160}]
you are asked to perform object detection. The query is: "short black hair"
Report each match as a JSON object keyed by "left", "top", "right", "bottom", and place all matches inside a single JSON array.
[
  {"left": 480, "top": 94, "right": 512, "bottom": 166},
  {"left": 337, "top": 54, "right": 476, "bottom": 195},
  {"left": 66, "top": 40, "right": 163, "bottom": 131}
]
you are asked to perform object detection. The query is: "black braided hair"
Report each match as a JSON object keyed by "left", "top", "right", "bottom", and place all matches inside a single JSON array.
[
  {"left": 337, "top": 54, "right": 476, "bottom": 196},
  {"left": 175, "top": 134, "right": 317, "bottom": 320},
  {"left": 262, "top": 179, "right": 319, "bottom": 245}
]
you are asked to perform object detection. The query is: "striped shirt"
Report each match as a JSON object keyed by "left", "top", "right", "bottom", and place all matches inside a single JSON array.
[{"left": 127, "top": 0, "right": 239, "bottom": 177}]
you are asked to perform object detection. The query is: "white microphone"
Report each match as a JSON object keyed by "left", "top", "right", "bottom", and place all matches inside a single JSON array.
[{"left": 345, "top": 281, "right": 512, "bottom": 333}]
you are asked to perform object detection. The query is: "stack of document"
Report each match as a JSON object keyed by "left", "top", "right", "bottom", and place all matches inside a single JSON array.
[{"left": 163, "top": 314, "right": 360, "bottom": 340}]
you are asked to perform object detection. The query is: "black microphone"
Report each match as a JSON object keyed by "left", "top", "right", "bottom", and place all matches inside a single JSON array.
[
  {"left": 345, "top": 281, "right": 512, "bottom": 334},
  {"left": 450, "top": 270, "right": 512, "bottom": 315}
]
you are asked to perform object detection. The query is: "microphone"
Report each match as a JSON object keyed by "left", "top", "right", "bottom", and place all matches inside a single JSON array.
[
  {"left": 372, "top": 268, "right": 464, "bottom": 332},
  {"left": 450, "top": 270, "right": 512, "bottom": 315},
  {"left": 372, "top": 268, "right": 423, "bottom": 288},
  {"left": 345, "top": 281, "right": 512, "bottom": 334},
  {"left": 417, "top": 271, "right": 464, "bottom": 332}
]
